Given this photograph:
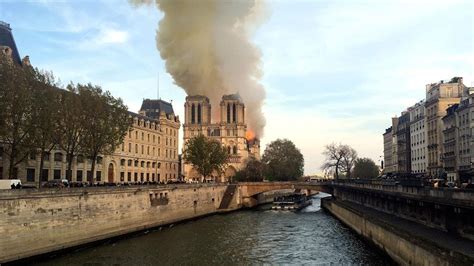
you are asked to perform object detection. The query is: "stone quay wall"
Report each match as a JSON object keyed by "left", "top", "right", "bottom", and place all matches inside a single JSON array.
[
  {"left": 321, "top": 197, "right": 473, "bottom": 265},
  {"left": 0, "top": 184, "right": 241, "bottom": 263}
]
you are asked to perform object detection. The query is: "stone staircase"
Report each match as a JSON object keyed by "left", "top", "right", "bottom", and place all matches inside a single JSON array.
[{"left": 218, "top": 184, "right": 237, "bottom": 210}]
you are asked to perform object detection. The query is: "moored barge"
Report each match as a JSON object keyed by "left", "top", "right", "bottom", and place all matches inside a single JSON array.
[{"left": 271, "top": 193, "right": 312, "bottom": 211}]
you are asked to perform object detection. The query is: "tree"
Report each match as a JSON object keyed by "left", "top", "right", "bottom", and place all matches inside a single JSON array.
[
  {"left": 0, "top": 53, "right": 37, "bottom": 179},
  {"left": 79, "top": 84, "right": 131, "bottom": 183},
  {"left": 322, "top": 143, "right": 358, "bottom": 179},
  {"left": 183, "top": 134, "right": 228, "bottom": 182},
  {"left": 57, "top": 83, "right": 86, "bottom": 176},
  {"left": 31, "top": 69, "right": 61, "bottom": 185},
  {"left": 234, "top": 158, "right": 265, "bottom": 182},
  {"left": 341, "top": 145, "right": 357, "bottom": 178},
  {"left": 352, "top": 158, "right": 380, "bottom": 179},
  {"left": 262, "top": 139, "right": 304, "bottom": 181}
]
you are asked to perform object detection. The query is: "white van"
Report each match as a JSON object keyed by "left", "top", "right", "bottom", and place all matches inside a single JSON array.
[{"left": 0, "top": 179, "right": 22, "bottom": 189}]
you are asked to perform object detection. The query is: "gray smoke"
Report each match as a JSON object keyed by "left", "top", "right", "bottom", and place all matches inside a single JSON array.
[{"left": 130, "top": 0, "right": 267, "bottom": 138}]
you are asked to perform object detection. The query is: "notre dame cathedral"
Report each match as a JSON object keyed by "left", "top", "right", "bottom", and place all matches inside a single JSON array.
[{"left": 183, "top": 94, "right": 260, "bottom": 182}]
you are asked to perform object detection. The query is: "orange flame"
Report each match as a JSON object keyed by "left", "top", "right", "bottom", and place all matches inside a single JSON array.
[{"left": 246, "top": 130, "right": 256, "bottom": 141}]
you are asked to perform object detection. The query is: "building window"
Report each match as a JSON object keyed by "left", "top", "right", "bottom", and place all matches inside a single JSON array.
[
  {"left": 140, "top": 173, "right": 144, "bottom": 182},
  {"left": 127, "top": 172, "right": 131, "bottom": 182},
  {"left": 197, "top": 104, "right": 202, "bottom": 123},
  {"left": 128, "top": 159, "right": 132, "bottom": 166},
  {"left": 191, "top": 103, "right": 196, "bottom": 124},
  {"left": 152, "top": 173, "right": 155, "bottom": 181},
  {"left": 41, "top": 169, "right": 48, "bottom": 181},
  {"left": 96, "top": 171, "right": 102, "bottom": 181},
  {"left": 97, "top": 156, "right": 103, "bottom": 164},
  {"left": 147, "top": 146, "right": 150, "bottom": 155},
  {"left": 121, "top": 143, "right": 124, "bottom": 152},
  {"left": 77, "top": 155, "right": 84, "bottom": 163},
  {"left": 152, "top": 162, "right": 156, "bottom": 168},
  {"left": 54, "top": 169, "right": 61, "bottom": 180},
  {"left": 129, "top": 143, "right": 132, "bottom": 152},
  {"left": 227, "top": 103, "right": 231, "bottom": 123},
  {"left": 141, "top": 145, "right": 144, "bottom": 154},
  {"left": 142, "top": 132, "right": 144, "bottom": 140},
  {"left": 147, "top": 162, "right": 151, "bottom": 168},
  {"left": 232, "top": 103, "right": 236, "bottom": 122},
  {"left": 121, "top": 159, "right": 126, "bottom": 166},
  {"left": 54, "top": 153, "right": 63, "bottom": 162},
  {"left": 29, "top": 152, "right": 36, "bottom": 160},
  {"left": 134, "top": 172, "right": 138, "bottom": 182},
  {"left": 120, "top": 172, "right": 125, "bottom": 182},
  {"left": 26, "top": 168, "right": 35, "bottom": 182},
  {"left": 87, "top": 171, "right": 92, "bottom": 181},
  {"left": 0, "top": 167, "right": 2, "bottom": 179},
  {"left": 146, "top": 173, "right": 150, "bottom": 182},
  {"left": 141, "top": 161, "right": 145, "bottom": 168},
  {"left": 134, "top": 160, "right": 138, "bottom": 167},
  {"left": 77, "top": 170, "right": 83, "bottom": 182},
  {"left": 135, "top": 144, "right": 138, "bottom": 153},
  {"left": 0, "top": 147, "right": 3, "bottom": 158}
]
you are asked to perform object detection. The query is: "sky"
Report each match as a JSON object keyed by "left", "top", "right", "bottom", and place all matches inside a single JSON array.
[{"left": 0, "top": 0, "right": 472, "bottom": 175}]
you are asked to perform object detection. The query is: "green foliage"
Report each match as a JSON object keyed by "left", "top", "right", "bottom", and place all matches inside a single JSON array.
[
  {"left": 352, "top": 157, "right": 380, "bottom": 179},
  {"left": 0, "top": 53, "right": 131, "bottom": 182},
  {"left": 78, "top": 84, "right": 131, "bottom": 183},
  {"left": 262, "top": 139, "right": 304, "bottom": 181},
  {"left": 183, "top": 135, "right": 229, "bottom": 181},
  {"left": 0, "top": 53, "right": 37, "bottom": 178},
  {"left": 234, "top": 158, "right": 265, "bottom": 182}
]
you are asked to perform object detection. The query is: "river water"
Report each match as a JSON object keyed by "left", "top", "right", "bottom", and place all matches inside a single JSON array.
[{"left": 34, "top": 194, "right": 393, "bottom": 265}]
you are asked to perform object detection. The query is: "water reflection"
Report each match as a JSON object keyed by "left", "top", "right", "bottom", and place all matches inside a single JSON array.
[{"left": 34, "top": 193, "right": 393, "bottom": 265}]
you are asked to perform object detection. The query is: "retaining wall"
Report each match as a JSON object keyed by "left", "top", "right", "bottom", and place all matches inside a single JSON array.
[{"left": 0, "top": 184, "right": 240, "bottom": 263}]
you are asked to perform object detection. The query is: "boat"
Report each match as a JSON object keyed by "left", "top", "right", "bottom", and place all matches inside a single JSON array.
[{"left": 271, "top": 193, "right": 312, "bottom": 211}]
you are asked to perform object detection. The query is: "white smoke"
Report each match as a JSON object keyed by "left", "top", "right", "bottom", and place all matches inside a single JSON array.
[{"left": 130, "top": 0, "right": 268, "bottom": 138}]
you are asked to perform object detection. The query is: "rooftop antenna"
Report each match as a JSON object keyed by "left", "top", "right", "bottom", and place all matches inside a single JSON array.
[{"left": 157, "top": 71, "right": 160, "bottom": 100}]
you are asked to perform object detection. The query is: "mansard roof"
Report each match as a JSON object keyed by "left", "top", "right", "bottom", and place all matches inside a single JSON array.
[
  {"left": 140, "top": 99, "right": 174, "bottom": 115},
  {"left": 0, "top": 21, "right": 22, "bottom": 65}
]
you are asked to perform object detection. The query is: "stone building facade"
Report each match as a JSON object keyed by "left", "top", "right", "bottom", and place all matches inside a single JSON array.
[
  {"left": 425, "top": 79, "right": 464, "bottom": 177},
  {"left": 0, "top": 101, "right": 180, "bottom": 185},
  {"left": 396, "top": 112, "right": 411, "bottom": 173},
  {"left": 442, "top": 104, "right": 459, "bottom": 181},
  {"left": 182, "top": 94, "right": 260, "bottom": 182},
  {"left": 409, "top": 101, "right": 427, "bottom": 174},
  {"left": 383, "top": 127, "right": 394, "bottom": 174}
]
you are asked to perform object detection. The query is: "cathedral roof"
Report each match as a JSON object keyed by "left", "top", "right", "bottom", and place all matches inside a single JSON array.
[
  {"left": 0, "top": 21, "right": 22, "bottom": 65},
  {"left": 222, "top": 93, "right": 242, "bottom": 101},
  {"left": 186, "top": 95, "right": 210, "bottom": 102}
]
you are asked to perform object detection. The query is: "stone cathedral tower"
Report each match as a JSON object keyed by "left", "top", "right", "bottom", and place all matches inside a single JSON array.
[{"left": 183, "top": 94, "right": 260, "bottom": 182}]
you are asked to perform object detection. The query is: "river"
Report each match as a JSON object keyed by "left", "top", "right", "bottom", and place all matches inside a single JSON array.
[{"left": 33, "top": 194, "right": 393, "bottom": 265}]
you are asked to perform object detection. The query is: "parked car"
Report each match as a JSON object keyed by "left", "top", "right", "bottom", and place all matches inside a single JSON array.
[{"left": 42, "top": 180, "right": 65, "bottom": 188}]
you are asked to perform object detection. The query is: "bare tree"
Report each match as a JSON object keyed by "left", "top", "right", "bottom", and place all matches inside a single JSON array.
[
  {"left": 322, "top": 143, "right": 358, "bottom": 179},
  {"left": 340, "top": 145, "right": 357, "bottom": 178}
]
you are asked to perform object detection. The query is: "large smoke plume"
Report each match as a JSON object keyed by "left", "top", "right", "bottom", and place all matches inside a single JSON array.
[{"left": 130, "top": 0, "right": 267, "bottom": 138}]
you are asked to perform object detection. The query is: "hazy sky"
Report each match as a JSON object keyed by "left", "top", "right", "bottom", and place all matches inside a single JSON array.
[{"left": 1, "top": 0, "right": 472, "bottom": 174}]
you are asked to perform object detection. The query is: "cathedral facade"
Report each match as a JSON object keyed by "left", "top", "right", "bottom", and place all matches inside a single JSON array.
[{"left": 182, "top": 94, "right": 260, "bottom": 182}]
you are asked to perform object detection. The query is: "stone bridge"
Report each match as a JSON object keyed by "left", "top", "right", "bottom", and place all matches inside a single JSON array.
[{"left": 237, "top": 181, "right": 333, "bottom": 207}]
